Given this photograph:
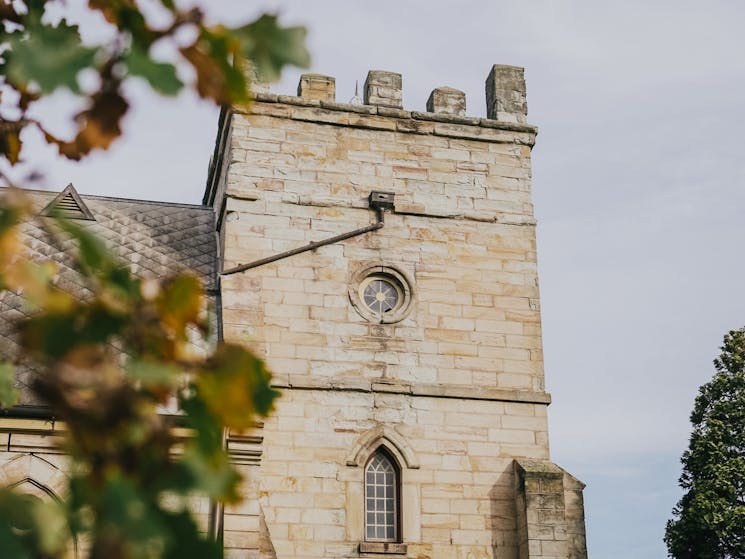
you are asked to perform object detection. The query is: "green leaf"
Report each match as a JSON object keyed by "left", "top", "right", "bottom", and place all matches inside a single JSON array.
[
  {"left": 94, "top": 474, "right": 169, "bottom": 557},
  {"left": 4, "top": 19, "right": 98, "bottom": 94},
  {"left": 54, "top": 215, "right": 139, "bottom": 297},
  {"left": 199, "top": 343, "right": 279, "bottom": 429},
  {"left": 158, "top": 274, "right": 203, "bottom": 336},
  {"left": 159, "top": 509, "right": 222, "bottom": 559},
  {"left": 231, "top": 13, "right": 310, "bottom": 82},
  {"left": 181, "top": 445, "right": 241, "bottom": 502},
  {"left": 123, "top": 46, "right": 183, "bottom": 96},
  {"left": 179, "top": 392, "right": 223, "bottom": 457},
  {"left": 0, "top": 192, "right": 25, "bottom": 234},
  {"left": 127, "top": 359, "right": 180, "bottom": 390},
  {"left": 20, "top": 302, "right": 127, "bottom": 360},
  {"left": 29, "top": 499, "right": 71, "bottom": 555},
  {"left": 0, "top": 362, "right": 18, "bottom": 408},
  {"left": 0, "top": 489, "right": 68, "bottom": 557},
  {"left": 0, "top": 490, "right": 35, "bottom": 559},
  {"left": 54, "top": 215, "right": 113, "bottom": 274},
  {"left": 0, "top": 522, "right": 30, "bottom": 559}
]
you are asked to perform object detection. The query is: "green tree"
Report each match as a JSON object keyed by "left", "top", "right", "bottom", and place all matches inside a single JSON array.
[
  {"left": 665, "top": 328, "right": 745, "bottom": 559},
  {"left": 0, "top": 1, "right": 310, "bottom": 557}
]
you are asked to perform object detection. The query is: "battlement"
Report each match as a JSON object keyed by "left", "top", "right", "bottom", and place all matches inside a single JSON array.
[{"left": 252, "top": 65, "right": 532, "bottom": 128}]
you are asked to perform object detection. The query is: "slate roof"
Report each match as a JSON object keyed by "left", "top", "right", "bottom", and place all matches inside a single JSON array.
[{"left": 0, "top": 187, "right": 217, "bottom": 406}]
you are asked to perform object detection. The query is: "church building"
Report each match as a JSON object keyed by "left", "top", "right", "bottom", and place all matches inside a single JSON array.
[{"left": 0, "top": 65, "right": 588, "bottom": 559}]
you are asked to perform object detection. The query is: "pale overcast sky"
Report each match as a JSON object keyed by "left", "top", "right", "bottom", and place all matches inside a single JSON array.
[{"left": 4, "top": 1, "right": 745, "bottom": 557}]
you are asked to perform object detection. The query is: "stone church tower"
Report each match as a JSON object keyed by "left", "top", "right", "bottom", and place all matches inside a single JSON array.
[{"left": 204, "top": 65, "right": 588, "bottom": 558}]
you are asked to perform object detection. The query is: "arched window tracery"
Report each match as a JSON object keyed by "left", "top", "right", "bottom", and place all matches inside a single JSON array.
[{"left": 364, "top": 448, "right": 399, "bottom": 542}]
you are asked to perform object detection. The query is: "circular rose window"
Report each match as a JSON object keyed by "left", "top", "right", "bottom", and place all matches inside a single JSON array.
[
  {"left": 350, "top": 264, "right": 413, "bottom": 324},
  {"left": 360, "top": 275, "right": 402, "bottom": 315}
]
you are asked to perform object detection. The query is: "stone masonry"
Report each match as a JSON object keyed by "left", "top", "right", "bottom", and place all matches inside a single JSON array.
[{"left": 204, "top": 65, "right": 588, "bottom": 558}]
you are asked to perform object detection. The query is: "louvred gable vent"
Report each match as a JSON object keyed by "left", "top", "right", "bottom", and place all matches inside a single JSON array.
[{"left": 41, "top": 184, "right": 95, "bottom": 221}]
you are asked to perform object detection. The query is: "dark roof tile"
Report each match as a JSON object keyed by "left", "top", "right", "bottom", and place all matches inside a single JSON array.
[{"left": 0, "top": 188, "right": 218, "bottom": 405}]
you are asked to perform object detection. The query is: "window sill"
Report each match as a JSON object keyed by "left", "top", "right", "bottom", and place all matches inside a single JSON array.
[{"left": 359, "top": 542, "right": 407, "bottom": 555}]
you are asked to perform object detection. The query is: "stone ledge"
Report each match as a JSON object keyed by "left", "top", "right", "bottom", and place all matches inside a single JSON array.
[
  {"left": 270, "top": 375, "right": 551, "bottom": 405},
  {"left": 359, "top": 542, "right": 407, "bottom": 555},
  {"left": 244, "top": 93, "right": 538, "bottom": 137},
  {"left": 223, "top": 193, "right": 537, "bottom": 227},
  {"left": 0, "top": 417, "right": 63, "bottom": 432}
]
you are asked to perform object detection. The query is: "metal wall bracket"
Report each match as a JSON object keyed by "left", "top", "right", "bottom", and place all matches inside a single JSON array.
[{"left": 368, "top": 191, "right": 395, "bottom": 211}]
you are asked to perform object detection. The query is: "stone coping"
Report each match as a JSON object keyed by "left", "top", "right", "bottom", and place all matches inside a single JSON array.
[
  {"left": 271, "top": 374, "right": 551, "bottom": 405},
  {"left": 232, "top": 93, "right": 538, "bottom": 146},
  {"left": 515, "top": 458, "right": 588, "bottom": 489}
]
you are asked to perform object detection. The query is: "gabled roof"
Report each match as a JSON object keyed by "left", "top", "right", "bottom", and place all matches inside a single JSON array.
[{"left": 0, "top": 187, "right": 218, "bottom": 405}]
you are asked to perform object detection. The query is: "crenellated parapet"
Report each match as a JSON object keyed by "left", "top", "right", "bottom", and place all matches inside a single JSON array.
[{"left": 253, "top": 65, "right": 530, "bottom": 125}]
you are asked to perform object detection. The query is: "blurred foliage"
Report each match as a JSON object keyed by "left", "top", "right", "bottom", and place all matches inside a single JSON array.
[
  {"left": 0, "top": 2, "right": 307, "bottom": 556},
  {"left": 0, "top": 189, "right": 280, "bottom": 557},
  {"left": 0, "top": 0, "right": 310, "bottom": 163},
  {"left": 665, "top": 328, "right": 745, "bottom": 558}
]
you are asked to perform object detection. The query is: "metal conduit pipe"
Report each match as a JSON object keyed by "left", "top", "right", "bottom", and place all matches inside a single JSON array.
[{"left": 220, "top": 191, "right": 395, "bottom": 276}]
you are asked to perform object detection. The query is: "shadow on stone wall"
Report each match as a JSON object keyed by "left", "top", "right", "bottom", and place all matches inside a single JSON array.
[{"left": 489, "top": 462, "right": 519, "bottom": 559}]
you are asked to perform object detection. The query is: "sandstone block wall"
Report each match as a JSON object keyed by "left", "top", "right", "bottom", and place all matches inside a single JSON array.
[
  {"left": 201, "top": 65, "right": 589, "bottom": 559},
  {"left": 0, "top": 66, "right": 588, "bottom": 559},
  {"left": 253, "top": 389, "right": 549, "bottom": 558},
  {"left": 215, "top": 100, "right": 543, "bottom": 395}
]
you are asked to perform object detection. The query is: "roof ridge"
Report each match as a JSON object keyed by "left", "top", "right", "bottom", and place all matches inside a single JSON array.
[{"left": 1, "top": 186, "right": 213, "bottom": 210}]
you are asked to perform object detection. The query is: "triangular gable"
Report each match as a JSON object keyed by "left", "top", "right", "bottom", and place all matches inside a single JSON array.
[{"left": 40, "top": 184, "right": 95, "bottom": 221}]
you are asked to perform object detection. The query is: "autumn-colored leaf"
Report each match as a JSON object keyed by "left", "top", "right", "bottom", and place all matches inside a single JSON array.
[
  {"left": 46, "top": 89, "right": 129, "bottom": 160},
  {"left": 0, "top": 4, "right": 21, "bottom": 23},
  {"left": 88, "top": 0, "right": 151, "bottom": 42},
  {"left": 0, "top": 190, "right": 30, "bottom": 289},
  {"left": 157, "top": 274, "right": 203, "bottom": 338},
  {"left": 180, "top": 43, "right": 233, "bottom": 105},
  {"left": 2, "top": 259, "right": 75, "bottom": 312},
  {"left": 0, "top": 123, "right": 22, "bottom": 165}
]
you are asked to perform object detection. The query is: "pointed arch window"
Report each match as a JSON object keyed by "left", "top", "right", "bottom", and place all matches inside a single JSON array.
[{"left": 365, "top": 448, "right": 400, "bottom": 542}]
